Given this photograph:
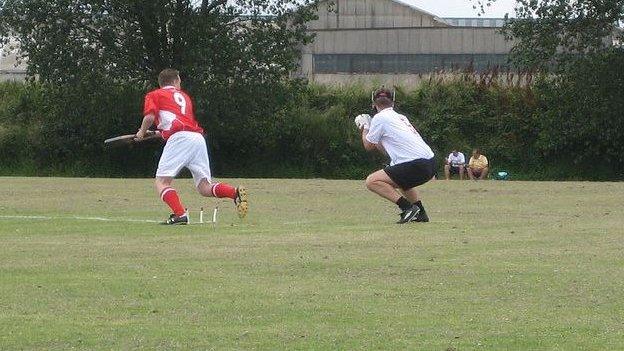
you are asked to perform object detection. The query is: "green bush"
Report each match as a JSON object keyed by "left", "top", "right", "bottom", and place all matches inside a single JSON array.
[{"left": 1, "top": 64, "right": 622, "bottom": 180}]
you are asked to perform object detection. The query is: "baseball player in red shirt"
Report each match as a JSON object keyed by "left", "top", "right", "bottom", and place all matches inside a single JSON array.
[{"left": 136, "top": 69, "right": 248, "bottom": 225}]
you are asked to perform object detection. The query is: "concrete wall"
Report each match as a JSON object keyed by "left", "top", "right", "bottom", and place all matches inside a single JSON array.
[
  {"left": 297, "top": 27, "right": 514, "bottom": 80},
  {"left": 304, "top": 27, "right": 513, "bottom": 55},
  {"left": 0, "top": 42, "right": 28, "bottom": 81}
]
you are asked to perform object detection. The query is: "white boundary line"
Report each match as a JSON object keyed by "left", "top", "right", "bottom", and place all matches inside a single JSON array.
[
  {"left": 0, "top": 214, "right": 219, "bottom": 225},
  {"left": 0, "top": 215, "right": 160, "bottom": 223}
]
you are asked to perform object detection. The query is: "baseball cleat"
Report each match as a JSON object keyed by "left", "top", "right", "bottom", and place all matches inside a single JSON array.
[
  {"left": 396, "top": 205, "right": 420, "bottom": 224},
  {"left": 411, "top": 209, "right": 430, "bottom": 223},
  {"left": 162, "top": 213, "right": 189, "bottom": 225},
  {"left": 235, "top": 186, "right": 248, "bottom": 218}
]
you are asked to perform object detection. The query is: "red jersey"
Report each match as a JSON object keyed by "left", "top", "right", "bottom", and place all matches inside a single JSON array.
[{"left": 143, "top": 85, "right": 204, "bottom": 140}]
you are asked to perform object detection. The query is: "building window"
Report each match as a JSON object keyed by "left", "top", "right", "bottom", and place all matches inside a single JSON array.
[{"left": 313, "top": 54, "right": 510, "bottom": 74}]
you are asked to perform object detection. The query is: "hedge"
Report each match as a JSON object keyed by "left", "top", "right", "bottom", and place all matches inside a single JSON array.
[{"left": 1, "top": 64, "right": 623, "bottom": 180}]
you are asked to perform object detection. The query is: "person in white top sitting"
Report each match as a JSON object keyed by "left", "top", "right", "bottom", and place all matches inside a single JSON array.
[
  {"left": 354, "top": 88, "right": 436, "bottom": 224},
  {"left": 444, "top": 150, "right": 466, "bottom": 180}
]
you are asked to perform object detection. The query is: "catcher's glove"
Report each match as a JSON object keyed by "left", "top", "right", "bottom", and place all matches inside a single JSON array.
[{"left": 354, "top": 114, "right": 372, "bottom": 130}]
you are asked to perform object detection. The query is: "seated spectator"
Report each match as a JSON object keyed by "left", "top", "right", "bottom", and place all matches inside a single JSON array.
[
  {"left": 467, "top": 149, "right": 489, "bottom": 180},
  {"left": 444, "top": 150, "right": 466, "bottom": 180}
]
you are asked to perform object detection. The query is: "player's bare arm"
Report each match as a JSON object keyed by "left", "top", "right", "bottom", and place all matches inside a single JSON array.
[
  {"left": 136, "top": 113, "right": 156, "bottom": 140},
  {"left": 360, "top": 128, "right": 377, "bottom": 152}
]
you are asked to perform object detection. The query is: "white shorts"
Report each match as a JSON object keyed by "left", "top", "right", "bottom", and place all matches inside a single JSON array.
[{"left": 156, "top": 131, "right": 212, "bottom": 187}]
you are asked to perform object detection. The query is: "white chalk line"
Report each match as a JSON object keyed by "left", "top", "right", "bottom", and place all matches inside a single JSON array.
[
  {"left": 0, "top": 215, "right": 311, "bottom": 227},
  {"left": 0, "top": 215, "right": 160, "bottom": 224},
  {"left": 0, "top": 214, "right": 222, "bottom": 225}
]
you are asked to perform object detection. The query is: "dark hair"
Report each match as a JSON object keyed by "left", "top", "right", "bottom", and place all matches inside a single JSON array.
[
  {"left": 373, "top": 88, "right": 394, "bottom": 109},
  {"left": 158, "top": 68, "right": 180, "bottom": 87}
]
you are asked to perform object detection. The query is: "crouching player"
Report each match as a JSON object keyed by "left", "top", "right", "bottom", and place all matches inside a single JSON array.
[
  {"left": 355, "top": 89, "right": 435, "bottom": 223},
  {"left": 136, "top": 68, "right": 248, "bottom": 225}
]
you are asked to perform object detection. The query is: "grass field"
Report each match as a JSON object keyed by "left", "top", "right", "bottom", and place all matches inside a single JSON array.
[{"left": 0, "top": 177, "right": 623, "bottom": 350}]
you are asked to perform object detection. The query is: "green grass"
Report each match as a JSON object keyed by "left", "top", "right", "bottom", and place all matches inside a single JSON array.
[{"left": 1, "top": 177, "right": 623, "bottom": 350}]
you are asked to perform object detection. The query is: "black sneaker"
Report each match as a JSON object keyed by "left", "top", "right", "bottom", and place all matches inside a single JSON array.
[
  {"left": 397, "top": 205, "right": 420, "bottom": 224},
  {"left": 411, "top": 209, "right": 430, "bottom": 222},
  {"left": 162, "top": 213, "right": 188, "bottom": 225},
  {"left": 234, "top": 186, "right": 248, "bottom": 218}
]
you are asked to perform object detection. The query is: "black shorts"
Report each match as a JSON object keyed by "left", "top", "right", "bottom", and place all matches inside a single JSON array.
[
  {"left": 449, "top": 165, "right": 463, "bottom": 174},
  {"left": 384, "top": 157, "right": 436, "bottom": 190}
]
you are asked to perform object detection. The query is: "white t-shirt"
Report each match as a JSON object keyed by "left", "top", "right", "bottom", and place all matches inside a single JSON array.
[
  {"left": 447, "top": 152, "right": 465, "bottom": 167},
  {"left": 366, "top": 108, "right": 435, "bottom": 166}
]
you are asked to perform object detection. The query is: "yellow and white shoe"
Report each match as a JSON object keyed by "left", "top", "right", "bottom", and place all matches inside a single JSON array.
[{"left": 234, "top": 186, "right": 248, "bottom": 218}]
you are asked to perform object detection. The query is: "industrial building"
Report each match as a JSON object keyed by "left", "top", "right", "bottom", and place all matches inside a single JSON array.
[
  {"left": 1, "top": 0, "right": 515, "bottom": 85},
  {"left": 297, "top": 0, "right": 514, "bottom": 86},
  {"left": 0, "top": 41, "right": 27, "bottom": 81}
]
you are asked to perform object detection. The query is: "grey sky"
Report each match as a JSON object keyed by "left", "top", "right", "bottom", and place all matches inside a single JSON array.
[{"left": 401, "top": 0, "right": 517, "bottom": 18}]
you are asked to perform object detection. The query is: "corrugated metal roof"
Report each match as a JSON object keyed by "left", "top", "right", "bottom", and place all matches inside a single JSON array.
[
  {"left": 391, "top": 0, "right": 448, "bottom": 26},
  {"left": 391, "top": 0, "right": 440, "bottom": 18}
]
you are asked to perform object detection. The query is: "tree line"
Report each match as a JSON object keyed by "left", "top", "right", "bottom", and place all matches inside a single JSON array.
[{"left": 0, "top": 0, "right": 622, "bottom": 180}]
